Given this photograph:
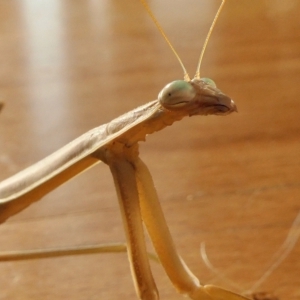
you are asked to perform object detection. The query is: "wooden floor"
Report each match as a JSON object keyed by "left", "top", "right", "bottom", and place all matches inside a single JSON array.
[{"left": 0, "top": 1, "right": 300, "bottom": 299}]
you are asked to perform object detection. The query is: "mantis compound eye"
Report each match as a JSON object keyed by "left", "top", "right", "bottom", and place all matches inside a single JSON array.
[
  {"left": 201, "top": 77, "right": 217, "bottom": 88},
  {"left": 158, "top": 80, "right": 196, "bottom": 108}
]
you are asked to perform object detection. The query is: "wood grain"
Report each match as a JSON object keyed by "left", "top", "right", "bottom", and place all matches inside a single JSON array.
[{"left": 0, "top": 1, "right": 299, "bottom": 299}]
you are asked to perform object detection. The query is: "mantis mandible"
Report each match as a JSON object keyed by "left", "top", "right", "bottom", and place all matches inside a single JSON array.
[{"left": 0, "top": 1, "right": 249, "bottom": 299}]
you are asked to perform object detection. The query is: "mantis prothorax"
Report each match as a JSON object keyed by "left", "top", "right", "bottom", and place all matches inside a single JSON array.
[{"left": 0, "top": 1, "right": 249, "bottom": 299}]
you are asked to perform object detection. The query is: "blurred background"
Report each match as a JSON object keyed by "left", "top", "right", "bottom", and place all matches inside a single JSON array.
[{"left": 0, "top": 0, "right": 300, "bottom": 299}]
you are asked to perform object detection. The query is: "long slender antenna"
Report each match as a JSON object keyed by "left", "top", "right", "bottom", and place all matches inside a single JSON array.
[
  {"left": 194, "top": 0, "right": 226, "bottom": 79},
  {"left": 139, "top": 0, "right": 190, "bottom": 81}
]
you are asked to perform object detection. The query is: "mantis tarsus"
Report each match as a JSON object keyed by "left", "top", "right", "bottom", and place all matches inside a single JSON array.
[{"left": 0, "top": 1, "right": 250, "bottom": 299}]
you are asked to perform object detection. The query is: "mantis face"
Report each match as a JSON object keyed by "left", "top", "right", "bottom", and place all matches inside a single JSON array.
[{"left": 159, "top": 78, "right": 237, "bottom": 116}]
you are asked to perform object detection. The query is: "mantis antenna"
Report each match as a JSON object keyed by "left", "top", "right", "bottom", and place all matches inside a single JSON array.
[
  {"left": 194, "top": 0, "right": 226, "bottom": 79},
  {"left": 139, "top": 0, "right": 226, "bottom": 81},
  {"left": 138, "top": 0, "right": 190, "bottom": 81}
]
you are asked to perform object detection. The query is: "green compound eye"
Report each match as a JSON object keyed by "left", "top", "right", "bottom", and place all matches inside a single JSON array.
[
  {"left": 201, "top": 77, "right": 217, "bottom": 88},
  {"left": 158, "top": 80, "right": 196, "bottom": 108}
]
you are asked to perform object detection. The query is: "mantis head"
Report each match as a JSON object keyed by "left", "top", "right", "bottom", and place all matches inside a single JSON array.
[{"left": 158, "top": 79, "right": 237, "bottom": 116}]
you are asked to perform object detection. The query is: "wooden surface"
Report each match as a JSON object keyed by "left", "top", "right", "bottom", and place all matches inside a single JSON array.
[{"left": 0, "top": 1, "right": 300, "bottom": 299}]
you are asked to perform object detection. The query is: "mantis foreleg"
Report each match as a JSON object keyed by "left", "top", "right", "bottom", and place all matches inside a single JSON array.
[
  {"left": 106, "top": 143, "right": 158, "bottom": 300},
  {"left": 133, "top": 156, "right": 249, "bottom": 300}
]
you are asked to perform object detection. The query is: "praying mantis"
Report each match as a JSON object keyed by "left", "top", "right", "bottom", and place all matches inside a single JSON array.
[{"left": 0, "top": 0, "right": 251, "bottom": 299}]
